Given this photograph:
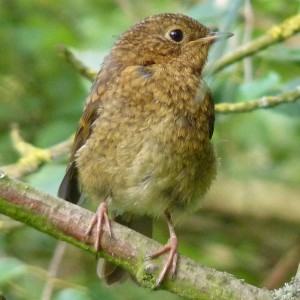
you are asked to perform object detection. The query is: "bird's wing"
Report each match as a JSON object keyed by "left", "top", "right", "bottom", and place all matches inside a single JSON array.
[
  {"left": 207, "top": 91, "right": 215, "bottom": 139},
  {"left": 58, "top": 96, "right": 100, "bottom": 203}
]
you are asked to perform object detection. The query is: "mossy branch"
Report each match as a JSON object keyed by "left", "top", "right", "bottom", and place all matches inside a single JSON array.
[{"left": 1, "top": 172, "right": 293, "bottom": 300}]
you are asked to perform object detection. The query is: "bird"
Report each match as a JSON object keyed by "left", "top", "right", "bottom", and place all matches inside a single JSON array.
[{"left": 58, "top": 13, "right": 232, "bottom": 287}]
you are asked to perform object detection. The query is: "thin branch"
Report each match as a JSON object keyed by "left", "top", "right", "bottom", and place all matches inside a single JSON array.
[
  {"left": 264, "top": 243, "right": 300, "bottom": 290},
  {"left": 215, "top": 87, "right": 300, "bottom": 113},
  {"left": 112, "top": 0, "right": 137, "bottom": 20},
  {"left": 296, "top": 263, "right": 300, "bottom": 280},
  {"left": 1, "top": 125, "right": 73, "bottom": 179},
  {"left": 242, "top": 0, "right": 254, "bottom": 82},
  {"left": 272, "top": 269, "right": 300, "bottom": 300},
  {"left": 210, "top": 13, "right": 300, "bottom": 74},
  {"left": 0, "top": 172, "right": 278, "bottom": 300},
  {"left": 41, "top": 242, "right": 67, "bottom": 300},
  {"left": 57, "top": 44, "right": 97, "bottom": 81}
]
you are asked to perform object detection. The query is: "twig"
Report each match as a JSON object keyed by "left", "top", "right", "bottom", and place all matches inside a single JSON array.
[
  {"left": 264, "top": 243, "right": 300, "bottom": 290},
  {"left": 272, "top": 267, "right": 300, "bottom": 300},
  {"left": 0, "top": 125, "right": 73, "bottom": 179},
  {"left": 242, "top": 0, "right": 254, "bottom": 82},
  {"left": 0, "top": 172, "right": 277, "bottom": 300},
  {"left": 112, "top": 0, "right": 137, "bottom": 20},
  {"left": 41, "top": 242, "right": 67, "bottom": 300},
  {"left": 210, "top": 13, "right": 300, "bottom": 74},
  {"left": 215, "top": 87, "right": 300, "bottom": 113},
  {"left": 57, "top": 45, "right": 97, "bottom": 81}
]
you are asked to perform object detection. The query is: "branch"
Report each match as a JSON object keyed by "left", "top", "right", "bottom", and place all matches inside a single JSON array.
[
  {"left": 210, "top": 13, "right": 300, "bottom": 73},
  {"left": 0, "top": 172, "right": 279, "bottom": 300}
]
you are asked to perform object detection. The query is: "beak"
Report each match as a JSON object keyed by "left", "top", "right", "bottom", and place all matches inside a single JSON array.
[
  {"left": 188, "top": 31, "right": 233, "bottom": 46},
  {"left": 202, "top": 31, "right": 234, "bottom": 43}
]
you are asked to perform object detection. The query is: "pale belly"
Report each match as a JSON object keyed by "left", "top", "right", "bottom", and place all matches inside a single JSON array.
[{"left": 76, "top": 130, "right": 217, "bottom": 219}]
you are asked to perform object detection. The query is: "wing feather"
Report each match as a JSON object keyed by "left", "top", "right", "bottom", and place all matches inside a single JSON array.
[{"left": 58, "top": 97, "right": 100, "bottom": 203}]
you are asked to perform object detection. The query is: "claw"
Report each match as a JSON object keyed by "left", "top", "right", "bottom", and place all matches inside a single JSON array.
[
  {"left": 146, "top": 212, "right": 179, "bottom": 286},
  {"left": 86, "top": 202, "right": 111, "bottom": 251}
]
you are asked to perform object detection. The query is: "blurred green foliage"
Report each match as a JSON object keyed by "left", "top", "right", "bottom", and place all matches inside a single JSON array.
[{"left": 0, "top": 0, "right": 299, "bottom": 299}]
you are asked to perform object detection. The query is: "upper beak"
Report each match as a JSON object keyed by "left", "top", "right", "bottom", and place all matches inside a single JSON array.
[
  {"left": 188, "top": 31, "right": 233, "bottom": 46},
  {"left": 202, "top": 31, "right": 234, "bottom": 43}
]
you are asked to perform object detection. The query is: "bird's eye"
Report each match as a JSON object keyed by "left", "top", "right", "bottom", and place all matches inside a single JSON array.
[{"left": 169, "top": 29, "right": 184, "bottom": 42}]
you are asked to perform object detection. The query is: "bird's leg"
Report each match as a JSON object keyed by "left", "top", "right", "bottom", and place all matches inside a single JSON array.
[
  {"left": 146, "top": 211, "right": 178, "bottom": 287},
  {"left": 86, "top": 201, "right": 112, "bottom": 251}
]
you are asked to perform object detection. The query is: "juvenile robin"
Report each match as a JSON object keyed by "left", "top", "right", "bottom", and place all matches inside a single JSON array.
[{"left": 58, "top": 13, "right": 232, "bottom": 286}]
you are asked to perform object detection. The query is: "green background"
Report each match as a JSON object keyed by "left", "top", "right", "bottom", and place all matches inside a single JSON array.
[{"left": 0, "top": 0, "right": 299, "bottom": 299}]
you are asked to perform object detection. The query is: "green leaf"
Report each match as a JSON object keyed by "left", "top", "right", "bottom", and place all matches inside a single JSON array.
[
  {"left": 54, "top": 289, "right": 92, "bottom": 300},
  {"left": 237, "top": 72, "right": 281, "bottom": 101},
  {"left": 262, "top": 46, "right": 300, "bottom": 62},
  {"left": 0, "top": 257, "right": 26, "bottom": 284}
]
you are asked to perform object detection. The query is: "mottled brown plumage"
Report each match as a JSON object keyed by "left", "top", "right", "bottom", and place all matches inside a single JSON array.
[{"left": 58, "top": 13, "right": 231, "bottom": 286}]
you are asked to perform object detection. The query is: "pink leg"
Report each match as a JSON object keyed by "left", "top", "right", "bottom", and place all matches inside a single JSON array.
[
  {"left": 86, "top": 202, "right": 112, "bottom": 251},
  {"left": 146, "top": 212, "right": 178, "bottom": 287}
]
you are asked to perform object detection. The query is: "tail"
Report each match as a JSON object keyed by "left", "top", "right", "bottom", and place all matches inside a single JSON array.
[
  {"left": 57, "top": 162, "right": 81, "bottom": 204},
  {"left": 99, "top": 215, "right": 153, "bottom": 285}
]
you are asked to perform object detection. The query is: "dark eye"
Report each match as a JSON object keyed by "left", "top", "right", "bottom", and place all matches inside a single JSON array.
[{"left": 169, "top": 29, "right": 184, "bottom": 42}]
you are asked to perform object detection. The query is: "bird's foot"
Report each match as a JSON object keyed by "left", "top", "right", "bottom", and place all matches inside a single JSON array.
[
  {"left": 146, "top": 234, "right": 178, "bottom": 287},
  {"left": 86, "top": 202, "right": 112, "bottom": 251}
]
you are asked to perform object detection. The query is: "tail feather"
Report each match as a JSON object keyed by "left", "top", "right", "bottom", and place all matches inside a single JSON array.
[
  {"left": 98, "top": 259, "right": 127, "bottom": 285},
  {"left": 58, "top": 162, "right": 81, "bottom": 204}
]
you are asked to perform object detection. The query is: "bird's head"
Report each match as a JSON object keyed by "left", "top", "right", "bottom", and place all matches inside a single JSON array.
[{"left": 109, "top": 13, "right": 232, "bottom": 74}]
